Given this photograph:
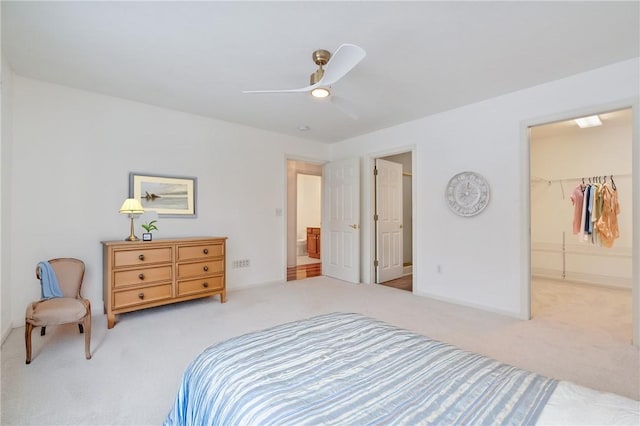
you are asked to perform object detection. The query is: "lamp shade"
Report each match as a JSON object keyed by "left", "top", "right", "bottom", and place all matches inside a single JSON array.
[{"left": 119, "top": 198, "right": 144, "bottom": 214}]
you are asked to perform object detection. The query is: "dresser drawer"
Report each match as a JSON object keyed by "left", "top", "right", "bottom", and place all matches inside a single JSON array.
[
  {"left": 113, "top": 284, "right": 172, "bottom": 309},
  {"left": 177, "top": 276, "right": 224, "bottom": 297},
  {"left": 114, "top": 247, "right": 172, "bottom": 267},
  {"left": 177, "top": 259, "right": 224, "bottom": 279},
  {"left": 113, "top": 266, "right": 172, "bottom": 289},
  {"left": 177, "top": 243, "right": 224, "bottom": 261}
]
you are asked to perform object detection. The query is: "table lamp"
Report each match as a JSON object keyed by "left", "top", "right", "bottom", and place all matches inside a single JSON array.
[{"left": 119, "top": 198, "right": 145, "bottom": 241}]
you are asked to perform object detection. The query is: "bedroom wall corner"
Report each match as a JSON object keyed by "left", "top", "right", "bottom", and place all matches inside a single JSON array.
[{"left": 1, "top": 51, "right": 14, "bottom": 343}]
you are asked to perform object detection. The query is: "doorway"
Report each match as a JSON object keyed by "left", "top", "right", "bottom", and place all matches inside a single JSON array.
[
  {"left": 286, "top": 160, "right": 322, "bottom": 281},
  {"left": 529, "top": 108, "right": 633, "bottom": 342},
  {"left": 374, "top": 151, "right": 414, "bottom": 292}
]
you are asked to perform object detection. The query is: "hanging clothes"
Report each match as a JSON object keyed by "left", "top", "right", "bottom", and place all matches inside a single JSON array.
[
  {"left": 583, "top": 184, "right": 593, "bottom": 236},
  {"left": 570, "top": 178, "right": 620, "bottom": 248},
  {"left": 579, "top": 183, "right": 588, "bottom": 240},
  {"left": 570, "top": 184, "right": 584, "bottom": 235},
  {"left": 596, "top": 182, "right": 620, "bottom": 248}
]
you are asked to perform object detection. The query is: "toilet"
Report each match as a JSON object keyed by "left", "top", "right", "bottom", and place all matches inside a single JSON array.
[{"left": 297, "top": 239, "right": 307, "bottom": 256}]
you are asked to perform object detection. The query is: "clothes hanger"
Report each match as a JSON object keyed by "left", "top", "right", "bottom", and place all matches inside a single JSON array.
[{"left": 611, "top": 175, "right": 617, "bottom": 190}]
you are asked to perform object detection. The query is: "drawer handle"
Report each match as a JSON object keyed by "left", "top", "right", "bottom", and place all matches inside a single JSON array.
[
  {"left": 138, "top": 293, "right": 145, "bottom": 300},
  {"left": 138, "top": 254, "right": 145, "bottom": 261},
  {"left": 203, "top": 248, "right": 209, "bottom": 254},
  {"left": 202, "top": 282, "right": 209, "bottom": 288},
  {"left": 203, "top": 266, "right": 209, "bottom": 272},
  {"left": 138, "top": 273, "right": 145, "bottom": 280}
]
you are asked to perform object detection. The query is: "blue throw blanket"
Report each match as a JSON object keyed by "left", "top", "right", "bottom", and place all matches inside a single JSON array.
[{"left": 38, "top": 261, "right": 63, "bottom": 298}]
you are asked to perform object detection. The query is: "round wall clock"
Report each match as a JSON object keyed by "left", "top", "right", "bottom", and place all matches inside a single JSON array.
[{"left": 445, "top": 171, "right": 490, "bottom": 217}]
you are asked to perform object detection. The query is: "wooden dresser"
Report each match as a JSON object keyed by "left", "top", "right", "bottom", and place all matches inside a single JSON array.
[{"left": 102, "top": 237, "right": 227, "bottom": 329}]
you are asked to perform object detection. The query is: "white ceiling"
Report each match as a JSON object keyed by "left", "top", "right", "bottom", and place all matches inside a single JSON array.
[{"left": 2, "top": 1, "right": 638, "bottom": 143}]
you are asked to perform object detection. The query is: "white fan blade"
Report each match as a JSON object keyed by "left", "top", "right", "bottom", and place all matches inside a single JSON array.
[
  {"left": 331, "top": 96, "right": 359, "bottom": 120},
  {"left": 318, "top": 44, "right": 366, "bottom": 86}
]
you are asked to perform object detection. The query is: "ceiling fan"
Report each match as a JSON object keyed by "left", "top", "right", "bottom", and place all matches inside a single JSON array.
[{"left": 242, "top": 44, "right": 366, "bottom": 119}]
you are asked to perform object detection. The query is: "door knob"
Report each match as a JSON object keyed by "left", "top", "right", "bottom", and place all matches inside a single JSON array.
[{"left": 349, "top": 224, "right": 360, "bottom": 229}]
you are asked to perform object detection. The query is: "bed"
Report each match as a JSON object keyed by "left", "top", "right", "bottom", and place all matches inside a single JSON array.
[{"left": 164, "top": 312, "right": 639, "bottom": 425}]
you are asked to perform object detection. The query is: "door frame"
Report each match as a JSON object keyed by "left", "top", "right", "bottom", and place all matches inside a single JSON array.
[
  {"left": 284, "top": 156, "right": 325, "bottom": 279},
  {"left": 368, "top": 146, "right": 416, "bottom": 287},
  {"left": 520, "top": 98, "right": 640, "bottom": 347}
]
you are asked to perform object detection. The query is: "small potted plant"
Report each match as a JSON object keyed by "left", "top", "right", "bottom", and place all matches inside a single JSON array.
[{"left": 141, "top": 220, "right": 158, "bottom": 241}]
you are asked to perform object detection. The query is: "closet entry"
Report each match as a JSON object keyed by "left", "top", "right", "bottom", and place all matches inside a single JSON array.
[{"left": 529, "top": 108, "right": 633, "bottom": 343}]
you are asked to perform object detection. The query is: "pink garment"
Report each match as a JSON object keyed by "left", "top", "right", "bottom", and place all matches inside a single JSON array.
[
  {"left": 570, "top": 184, "right": 584, "bottom": 235},
  {"left": 596, "top": 183, "right": 620, "bottom": 248}
]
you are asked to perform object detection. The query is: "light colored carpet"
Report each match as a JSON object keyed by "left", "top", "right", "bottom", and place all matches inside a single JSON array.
[
  {"left": 1, "top": 277, "right": 638, "bottom": 425},
  {"left": 532, "top": 277, "right": 633, "bottom": 343}
]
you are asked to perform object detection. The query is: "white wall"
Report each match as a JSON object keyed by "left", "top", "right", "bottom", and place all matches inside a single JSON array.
[
  {"left": 1, "top": 53, "right": 14, "bottom": 341},
  {"left": 331, "top": 58, "right": 639, "bottom": 317},
  {"left": 531, "top": 117, "right": 632, "bottom": 287},
  {"left": 8, "top": 76, "right": 330, "bottom": 327}
]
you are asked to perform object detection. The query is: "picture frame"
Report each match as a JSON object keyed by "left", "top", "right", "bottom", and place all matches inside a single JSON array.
[{"left": 129, "top": 172, "right": 197, "bottom": 217}]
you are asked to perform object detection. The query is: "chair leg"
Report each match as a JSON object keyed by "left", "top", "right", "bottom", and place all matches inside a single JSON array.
[
  {"left": 40, "top": 326, "right": 46, "bottom": 336},
  {"left": 25, "top": 323, "right": 34, "bottom": 364},
  {"left": 84, "top": 311, "right": 91, "bottom": 360},
  {"left": 78, "top": 324, "right": 84, "bottom": 334}
]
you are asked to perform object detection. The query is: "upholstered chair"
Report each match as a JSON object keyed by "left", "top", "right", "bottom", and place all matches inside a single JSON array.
[{"left": 25, "top": 258, "right": 91, "bottom": 364}]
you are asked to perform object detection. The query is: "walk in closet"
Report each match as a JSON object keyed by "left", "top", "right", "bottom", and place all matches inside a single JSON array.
[{"left": 529, "top": 108, "right": 633, "bottom": 341}]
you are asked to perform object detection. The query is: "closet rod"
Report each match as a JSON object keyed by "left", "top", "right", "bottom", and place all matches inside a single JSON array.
[{"left": 531, "top": 173, "right": 632, "bottom": 184}]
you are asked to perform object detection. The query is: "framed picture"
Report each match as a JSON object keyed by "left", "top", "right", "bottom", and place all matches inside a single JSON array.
[{"left": 129, "top": 172, "right": 197, "bottom": 217}]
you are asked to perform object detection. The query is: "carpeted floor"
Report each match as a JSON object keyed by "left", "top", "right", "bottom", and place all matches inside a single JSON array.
[
  {"left": 1, "top": 276, "right": 638, "bottom": 425},
  {"left": 532, "top": 277, "right": 633, "bottom": 343}
]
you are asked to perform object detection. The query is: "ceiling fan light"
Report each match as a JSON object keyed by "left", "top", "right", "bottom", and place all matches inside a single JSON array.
[{"left": 311, "top": 87, "right": 330, "bottom": 98}]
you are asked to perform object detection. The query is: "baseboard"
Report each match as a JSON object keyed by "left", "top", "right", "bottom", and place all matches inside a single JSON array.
[
  {"left": 412, "top": 289, "right": 523, "bottom": 320},
  {"left": 403, "top": 265, "right": 412, "bottom": 275},
  {"left": 228, "top": 279, "right": 285, "bottom": 292},
  {"left": 532, "top": 267, "right": 632, "bottom": 289}
]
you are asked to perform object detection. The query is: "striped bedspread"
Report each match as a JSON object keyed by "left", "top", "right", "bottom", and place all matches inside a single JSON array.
[{"left": 165, "top": 312, "right": 557, "bottom": 425}]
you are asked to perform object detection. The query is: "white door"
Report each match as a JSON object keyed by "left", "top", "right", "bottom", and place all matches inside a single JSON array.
[
  {"left": 375, "top": 159, "right": 403, "bottom": 283},
  {"left": 322, "top": 158, "right": 360, "bottom": 283}
]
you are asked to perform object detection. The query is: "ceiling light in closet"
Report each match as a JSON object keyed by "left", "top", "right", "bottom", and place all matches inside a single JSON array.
[{"left": 575, "top": 115, "right": 602, "bottom": 128}]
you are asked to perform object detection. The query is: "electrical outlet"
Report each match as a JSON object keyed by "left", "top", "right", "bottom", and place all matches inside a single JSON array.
[{"left": 232, "top": 259, "right": 251, "bottom": 268}]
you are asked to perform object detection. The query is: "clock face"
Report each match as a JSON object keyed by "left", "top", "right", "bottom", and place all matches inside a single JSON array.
[{"left": 446, "top": 172, "right": 490, "bottom": 217}]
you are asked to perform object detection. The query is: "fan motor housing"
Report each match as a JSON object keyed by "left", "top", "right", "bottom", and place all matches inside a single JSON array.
[
  {"left": 310, "top": 49, "right": 331, "bottom": 85},
  {"left": 312, "top": 49, "right": 331, "bottom": 66}
]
